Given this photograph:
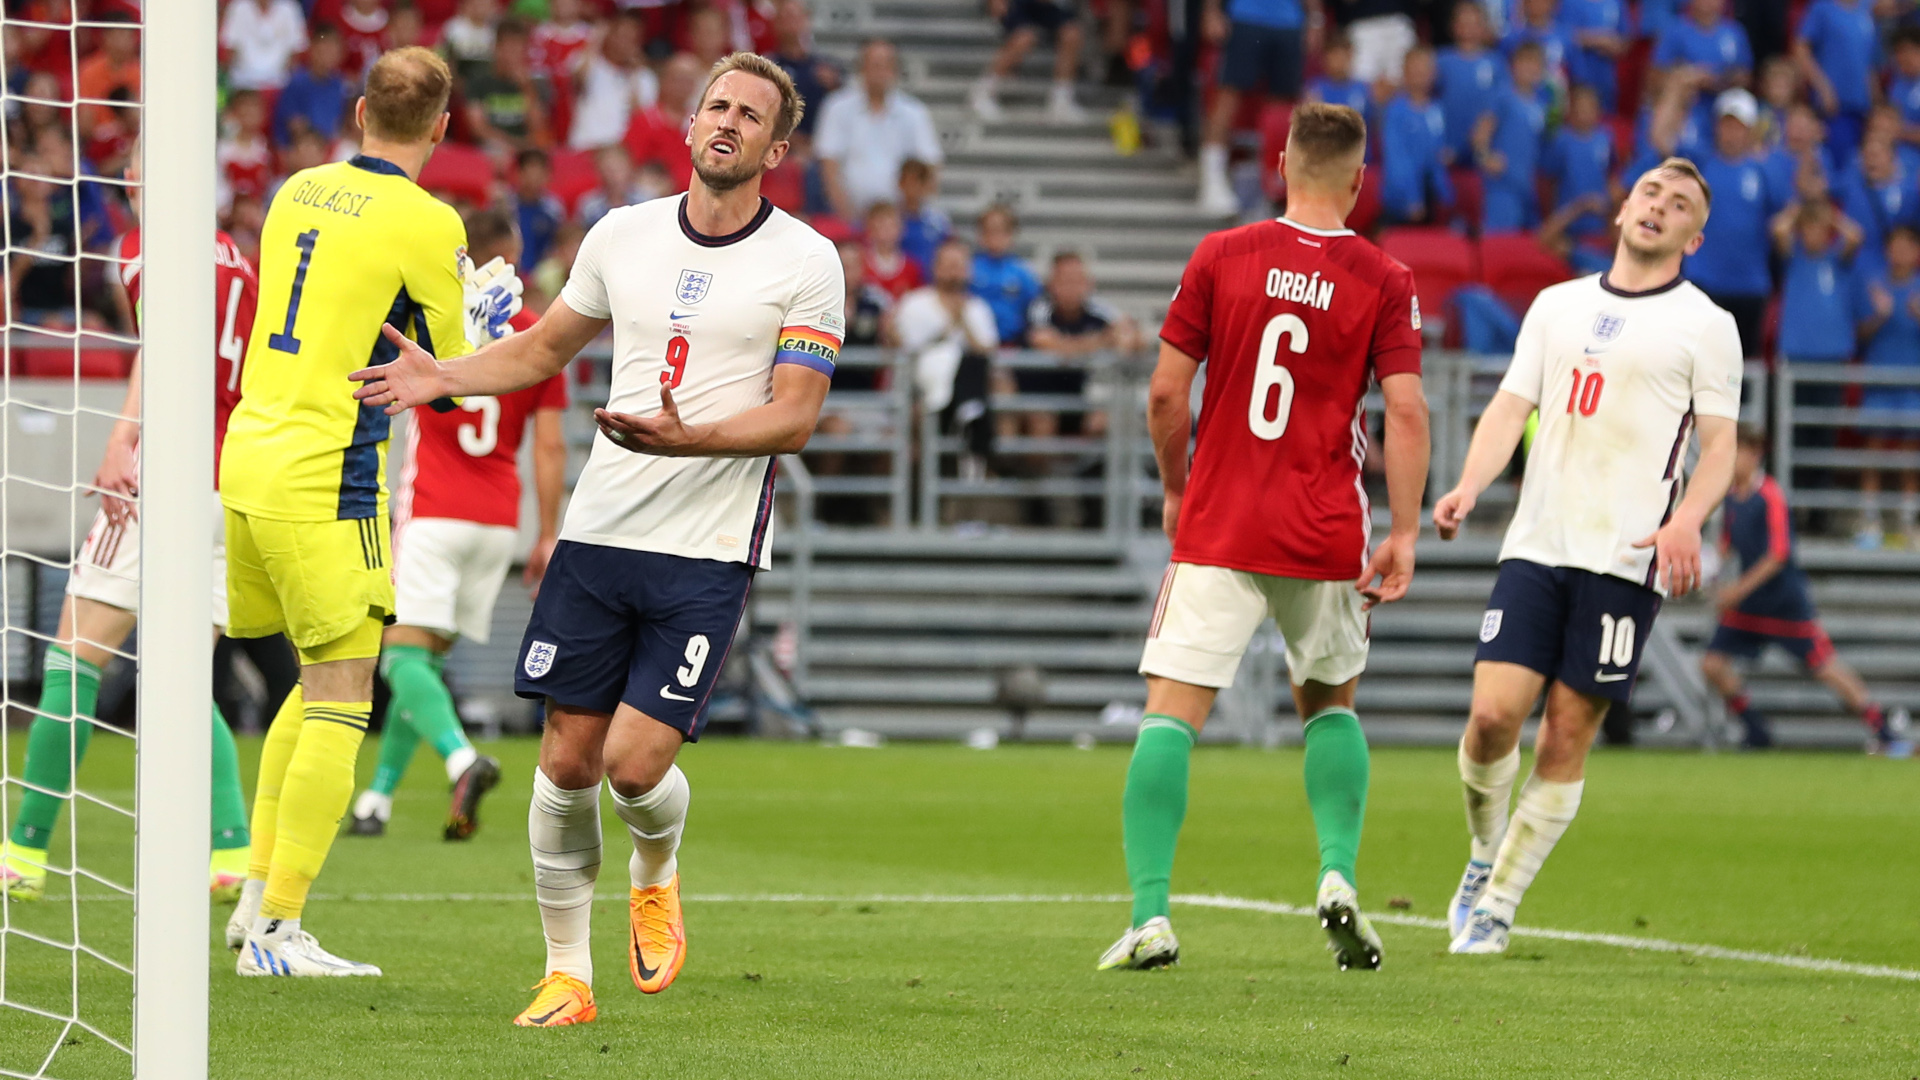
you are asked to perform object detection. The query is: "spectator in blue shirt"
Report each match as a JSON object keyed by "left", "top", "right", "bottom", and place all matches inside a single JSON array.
[
  {"left": 1761, "top": 102, "right": 1837, "bottom": 197},
  {"left": 510, "top": 148, "right": 566, "bottom": 272},
  {"left": 1852, "top": 226, "right": 1920, "bottom": 546},
  {"left": 1502, "top": 0, "right": 1575, "bottom": 86},
  {"left": 1653, "top": 0, "right": 1752, "bottom": 96},
  {"left": 1793, "top": 0, "right": 1879, "bottom": 164},
  {"left": 1891, "top": 28, "right": 1920, "bottom": 133},
  {"left": 1837, "top": 136, "right": 1920, "bottom": 274},
  {"left": 1380, "top": 46, "right": 1455, "bottom": 223},
  {"left": 1684, "top": 89, "right": 1781, "bottom": 357},
  {"left": 271, "top": 25, "right": 352, "bottom": 148},
  {"left": 1195, "top": 0, "right": 1308, "bottom": 215},
  {"left": 1559, "top": 0, "right": 1629, "bottom": 109},
  {"left": 898, "top": 159, "right": 952, "bottom": 280},
  {"left": 1305, "top": 31, "right": 1371, "bottom": 116},
  {"left": 1639, "top": 0, "right": 1682, "bottom": 46},
  {"left": 1475, "top": 43, "right": 1553, "bottom": 233},
  {"left": 1753, "top": 55, "right": 1797, "bottom": 152},
  {"left": 1543, "top": 84, "right": 1619, "bottom": 234},
  {"left": 1630, "top": 66, "right": 1709, "bottom": 177},
  {"left": 1438, "top": 2, "right": 1508, "bottom": 162},
  {"left": 1773, "top": 196, "right": 1863, "bottom": 364},
  {"left": 970, "top": 203, "right": 1044, "bottom": 345}
]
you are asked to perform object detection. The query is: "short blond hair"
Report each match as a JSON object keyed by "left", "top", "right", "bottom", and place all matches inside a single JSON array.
[
  {"left": 1287, "top": 102, "right": 1367, "bottom": 177},
  {"left": 364, "top": 47, "right": 452, "bottom": 142},
  {"left": 701, "top": 52, "right": 805, "bottom": 142},
  {"left": 1646, "top": 155, "right": 1713, "bottom": 211}
]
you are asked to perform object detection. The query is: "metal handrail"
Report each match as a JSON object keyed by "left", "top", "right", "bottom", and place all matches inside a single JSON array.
[{"left": 776, "top": 453, "right": 816, "bottom": 689}]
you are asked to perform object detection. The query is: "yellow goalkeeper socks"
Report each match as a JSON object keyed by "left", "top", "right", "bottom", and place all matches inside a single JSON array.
[
  {"left": 248, "top": 686, "right": 305, "bottom": 882},
  {"left": 260, "top": 699, "right": 370, "bottom": 921}
]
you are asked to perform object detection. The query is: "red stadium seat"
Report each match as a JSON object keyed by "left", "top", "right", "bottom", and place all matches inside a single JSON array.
[
  {"left": 79, "top": 348, "right": 133, "bottom": 379},
  {"left": 1477, "top": 233, "right": 1573, "bottom": 313},
  {"left": 1379, "top": 226, "right": 1476, "bottom": 327},
  {"left": 1258, "top": 102, "right": 1293, "bottom": 205},
  {"left": 543, "top": 149, "right": 600, "bottom": 218},
  {"left": 417, "top": 142, "right": 498, "bottom": 205},
  {"left": 1446, "top": 166, "right": 1483, "bottom": 235}
]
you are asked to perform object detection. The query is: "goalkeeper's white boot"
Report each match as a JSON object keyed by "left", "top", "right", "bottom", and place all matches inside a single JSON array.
[
  {"left": 1448, "top": 860, "right": 1493, "bottom": 938},
  {"left": 237, "top": 918, "right": 382, "bottom": 977},
  {"left": 225, "top": 878, "right": 265, "bottom": 951},
  {"left": 1316, "top": 871, "right": 1383, "bottom": 971},
  {"left": 1449, "top": 909, "right": 1512, "bottom": 955},
  {"left": 1097, "top": 915, "right": 1179, "bottom": 970}
]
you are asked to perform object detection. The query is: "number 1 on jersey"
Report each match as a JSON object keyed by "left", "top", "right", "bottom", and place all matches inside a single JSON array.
[
  {"left": 663, "top": 334, "right": 690, "bottom": 389},
  {"left": 268, "top": 228, "right": 319, "bottom": 355},
  {"left": 1248, "top": 313, "right": 1306, "bottom": 441}
]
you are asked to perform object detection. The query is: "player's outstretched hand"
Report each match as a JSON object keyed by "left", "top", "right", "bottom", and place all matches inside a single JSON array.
[
  {"left": 1357, "top": 532, "right": 1416, "bottom": 611},
  {"left": 351, "top": 324, "right": 450, "bottom": 415},
  {"left": 1160, "top": 492, "right": 1182, "bottom": 543},
  {"left": 1433, "top": 487, "right": 1476, "bottom": 541},
  {"left": 1632, "top": 519, "right": 1703, "bottom": 596},
  {"left": 595, "top": 386, "right": 700, "bottom": 455}
]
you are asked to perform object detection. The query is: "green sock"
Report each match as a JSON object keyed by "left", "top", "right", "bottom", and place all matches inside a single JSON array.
[
  {"left": 1122, "top": 714, "right": 1196, "bottom": 928},
  {"left": 369, "top": 706, "right": 422, "bottom": 797},
  {"left": 379, "top": 644, "right": 470, "bottom": 766},
  {"left": 9, "top": 646, "right": 103, "bottom": 849},
  {"left": 209, "top": 701, "right": 250, "bottom": 851},
  {"left": 1302, "top": 707, "right": 1370, "bottom": 889}
]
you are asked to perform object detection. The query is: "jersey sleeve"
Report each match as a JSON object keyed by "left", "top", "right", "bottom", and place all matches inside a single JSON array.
[
  {"left": 1160, "top": 235, "right": 1217, "bottom": 360},
  {"left": 1369, "top": 263, "right": 1424, "bottom": 379},
  {"left": 1690, "top": 308, "right": 1744, "bottom": 420},
  {"left": 773, "top": 240, "right": 846, "bottom": 376},
  {"left": 558, "top": 214, "right": 615, "bottom": 319},
  {"left": 1497, "top": 288, "right": 1552, "bottom": 404},
  {"left": 400, "top": 204, "right": 473, "bottom": 360},
  {"left": 536, "top": 372, "right": 570, "bottom": 410},
  {"left": 1760, "top": 478, "right": 1791, "bottom": 560}
]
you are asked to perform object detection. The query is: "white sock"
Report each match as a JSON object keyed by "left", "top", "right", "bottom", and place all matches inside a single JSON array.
[
  {"left": 1049, "top": 80, "right": 1075, "bottom": 104},
  {"left": 353, "top": 789, "right": 392, "bottom": 823},
  {"left": 1458, "top": 741, "right": 1520, "bottom": 865},
  {"left": 1900, "top": 494, "right": 1917, "bottom": 530},
  {"left": 975, "top": 73, "right": 1000, "bottom": 94},
  {"left": 1481, "top": 774, "right": 1584, "bottom": 924},
  {"left": 251, "top": 914, "right": 298, "bottom": 937},
  {"left": 1200, "top": 143, "right": 1229, "bottom": 185},
  {"left": 444, "top": 745, "right": 478, "bottom": 783},
  {"left": 529, "top": 768, "right": 602, "bottom": 984},
  {"left": 609, "top": 765, "right": 690, "bottom": 890}
]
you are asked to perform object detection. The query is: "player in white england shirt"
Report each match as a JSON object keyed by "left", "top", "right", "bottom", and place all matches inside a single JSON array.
[
  {"left": 352, "top": 53, "right": 842, "bottom": 1027},
  {"left": 1431, "top": 157, "right": 1743, "bottom": 955}
]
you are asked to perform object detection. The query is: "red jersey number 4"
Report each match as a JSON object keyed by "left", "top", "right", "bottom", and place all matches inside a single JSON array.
[{"left": 1159, "top": 220, "right": 1422, "bottom": 581}]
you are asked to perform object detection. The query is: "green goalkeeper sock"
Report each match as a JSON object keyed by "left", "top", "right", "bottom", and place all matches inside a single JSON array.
[
  {"left": 1122, "top": 714, "right": 1196, "bottom": 928},
  {"left": 9, "top": 646, "right": 103, "bottom": 849},
  {"left": 1302, "top": 707, "right": 1370, "bottom": 889},
  {"left": 210, "top": 701, "right": 250, "bottom": 851},
  {"left": 368, "top": 705, "right": 422, "bottom": 797},
  {"left": 380, "top": 644, "right": 472, "bottom": 765}
]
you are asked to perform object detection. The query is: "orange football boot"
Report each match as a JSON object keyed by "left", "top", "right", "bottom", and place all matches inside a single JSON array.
[
  {"left": 513, "top": 973, "right": 597, "bottom": 1027},
  {"left": 628, "top": 875, "right": 687, "bottom": 993}
]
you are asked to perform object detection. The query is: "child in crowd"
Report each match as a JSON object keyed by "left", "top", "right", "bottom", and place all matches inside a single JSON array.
[
  {"left": 1854, "top": 225, "right": 1920, "bottom": 547},
  {"left": 510, "top": 148, "right": 565, "bottom": 270},
  {"left": 1501, "top": 0, "right": 1572, "bottom": 87},
  {"left": 969, "top": 203, "right": 1043, "bottom": 346},
  {"left": 898, "top": 159, "right": 953, "bottom": 279},
  {"left": 1437, "top": 1, "right": 1507, "bottom": 164},
  {"left": 1773, "top": 190, "right": 1863, "bottom": 368},
  {"left": 864, "top": 201, "right": 924, "bottom": 300},
  {"left": 1560, "top": 0, "right": 1629, "bottom": 110},
  {"left": 1543, "top": 84, "right": 1618, "bottom": 236},
  {"left": 1305, "top": 31, "right": 1369, "bottom": 116},
  {"left": 1380, "top": 46, "right": 1453, "bottom": 224},
  {"left": 1474, "top": 41, "right": 1551, "bottom": 233}
]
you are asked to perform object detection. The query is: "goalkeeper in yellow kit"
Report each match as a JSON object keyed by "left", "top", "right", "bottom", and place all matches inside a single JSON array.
[{"left": 222, "top": 46, "right": 522, "bottom": 977}]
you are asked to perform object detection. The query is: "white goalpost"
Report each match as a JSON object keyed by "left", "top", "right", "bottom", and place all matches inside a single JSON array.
[{"left": 0, "top": 6, "right": 216, "bottom": 1078}]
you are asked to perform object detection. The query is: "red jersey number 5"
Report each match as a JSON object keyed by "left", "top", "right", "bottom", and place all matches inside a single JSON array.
[{"left": 1248, "top": 313, "right": 1306, "bottom": 441}]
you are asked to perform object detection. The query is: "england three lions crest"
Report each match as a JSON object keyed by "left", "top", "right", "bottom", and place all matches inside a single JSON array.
[
  {"left": 676, "top": 269, "right": 713, "bottom": 305},
  {"left": 1592, "top": 313, "right": 1624, "bottom": 342},
  {"left": 524, "top": 640, "right": 558, "bottom": 678}
]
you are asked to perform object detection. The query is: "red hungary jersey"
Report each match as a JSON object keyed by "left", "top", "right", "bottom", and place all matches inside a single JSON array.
[
  {"left": 1159, "top": 217, "right": 1423, "bottom": 580},
  {"left": 395, "top": 310, "right": 569, "bottom": 530},
  {"left": 117, "top": 228, "right": 259, "bottom": 480}
]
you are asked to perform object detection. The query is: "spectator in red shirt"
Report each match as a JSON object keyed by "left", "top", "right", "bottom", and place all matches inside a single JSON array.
[
  {"left": 863, "top": 201, "right": 924, "bottom": 299},
  {"left": 622, "top": 51, "right": 700, "bottom": 190},
  {"left": 216, "top": 89, "right": 273, "bottom": 214},
  {"left": 335, "top": 0, "right": 392, "bottom": 80},
  {"left": 75, "top": 13, "right": 138, "bottom": 133}
]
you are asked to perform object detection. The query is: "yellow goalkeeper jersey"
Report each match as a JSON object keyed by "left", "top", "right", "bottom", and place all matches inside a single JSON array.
[{"left": 220, "top": 154, "right": 471, "bottom": 522}]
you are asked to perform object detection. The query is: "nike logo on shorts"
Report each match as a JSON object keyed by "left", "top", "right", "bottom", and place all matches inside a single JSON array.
[
  {"left": 1593, "top": 672, "right": 1629, "bottom": 683},
  {"left": 660, "top": 685, "right": 696, "bottom": 702}
]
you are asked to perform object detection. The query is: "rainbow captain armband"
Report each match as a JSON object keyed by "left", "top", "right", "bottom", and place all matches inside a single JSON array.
[{"left": 773, "top": 326, "right": 841, "bottom": 376}]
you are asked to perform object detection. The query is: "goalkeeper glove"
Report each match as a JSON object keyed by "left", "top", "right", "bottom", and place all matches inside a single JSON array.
[{"left": 462, "top": 254, "right": 525, "bottom": 347}]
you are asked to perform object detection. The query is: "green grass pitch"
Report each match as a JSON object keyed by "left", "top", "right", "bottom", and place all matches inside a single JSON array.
[{"left": 4, "top": 737, "right": 1919, "bottom": 1078}]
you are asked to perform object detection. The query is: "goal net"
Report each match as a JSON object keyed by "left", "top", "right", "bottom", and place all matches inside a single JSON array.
[{"left": 0, "top": 7, "right": 215, "bottom": 1079}]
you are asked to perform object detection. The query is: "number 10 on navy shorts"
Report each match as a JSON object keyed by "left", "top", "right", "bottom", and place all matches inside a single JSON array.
[
  {"left": 514, "top": 540, "right": 753, "bottom": 739},
  {"left": 1474, "top": 559, "right": 1663, "bottom": 703}
]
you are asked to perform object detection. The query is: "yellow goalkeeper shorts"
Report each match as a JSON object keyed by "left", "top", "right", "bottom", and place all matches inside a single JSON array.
[{"left": 224, "top": 508, "right": 393, "bottom": 659}]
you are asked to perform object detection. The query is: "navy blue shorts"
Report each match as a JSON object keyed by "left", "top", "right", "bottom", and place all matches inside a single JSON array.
[
  {"left": 513, "top": 541, "right": 753, "bottom": 740},
  {"left": 1474, "top": 559, "right": 1663, "bottom": 704},
  {"left": 1220, "top": 23, "right": 1303, "bottom": 96},
  {"left": 1003, "top": 0, "right": 1073, "bottom": 34},
  {"left": 1707, "top": 616, "right": 1835, "bottom": 669}
]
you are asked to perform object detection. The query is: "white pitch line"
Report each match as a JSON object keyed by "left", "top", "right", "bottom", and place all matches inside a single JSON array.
[{"left": 43, "top": 890, "right": 1920, "bottom": 982}]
